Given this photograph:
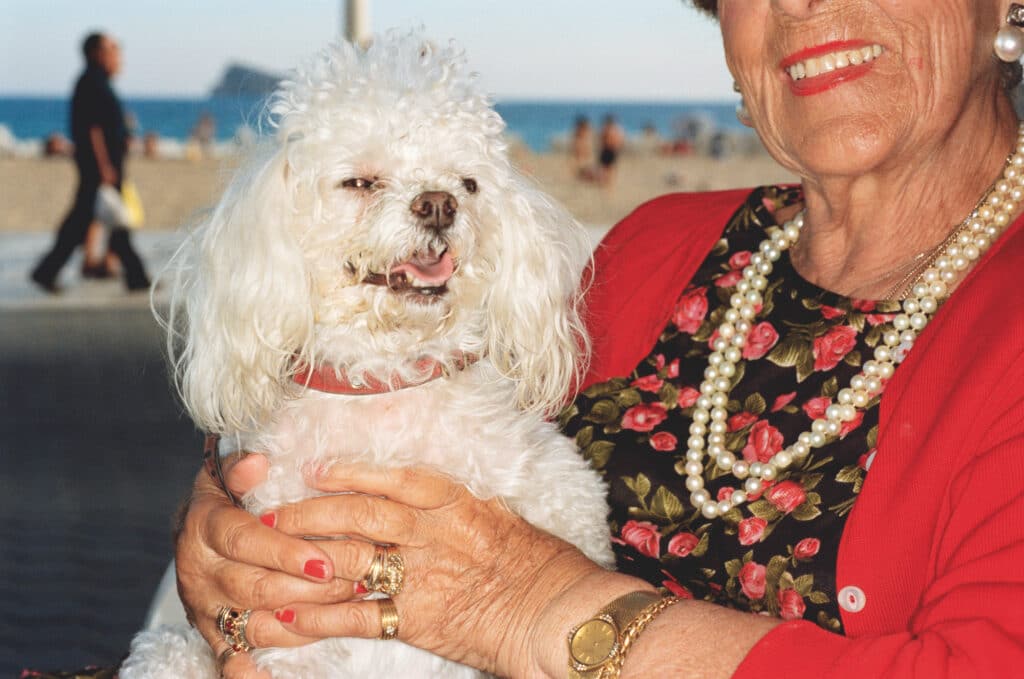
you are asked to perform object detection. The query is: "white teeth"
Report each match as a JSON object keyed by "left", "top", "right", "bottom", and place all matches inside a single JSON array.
[{"left": 787, "top": 44, "right": 884, "bottom": 81}]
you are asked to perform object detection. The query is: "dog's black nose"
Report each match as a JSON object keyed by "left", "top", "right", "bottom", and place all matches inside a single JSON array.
[{"left": 410, "top": 191, "right": 458, "bottom": 231}]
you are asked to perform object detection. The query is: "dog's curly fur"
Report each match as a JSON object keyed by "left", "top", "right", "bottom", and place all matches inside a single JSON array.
[{"left": 121, "top": 31, "right": 613, "bottom": 678}]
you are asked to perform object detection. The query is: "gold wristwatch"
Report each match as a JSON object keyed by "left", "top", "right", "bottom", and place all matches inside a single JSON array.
[{"left": 566, "top": 591, "right": 665, "bottom": 679}]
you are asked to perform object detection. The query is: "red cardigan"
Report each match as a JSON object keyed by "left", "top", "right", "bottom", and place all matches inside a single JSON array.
[{"left": 583, "top": 189, "right": 1024, "bottom": 677}]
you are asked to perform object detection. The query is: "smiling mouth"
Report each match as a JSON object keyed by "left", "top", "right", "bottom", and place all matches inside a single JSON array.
[
  {"left": 783, "top": 43, "right": 885, "bottom": 82},
  {"left": 362, "top": 248, "right": 455, "bottom": 298}
]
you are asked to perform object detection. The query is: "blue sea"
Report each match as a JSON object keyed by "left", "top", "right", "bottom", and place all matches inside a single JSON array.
[{"left": 0, "top": 95, "right": 742, "bottom": 153}]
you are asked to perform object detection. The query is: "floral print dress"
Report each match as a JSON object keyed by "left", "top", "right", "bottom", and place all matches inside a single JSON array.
[{"left": 560, "top": 186, "right": 901, "bottom": 633}]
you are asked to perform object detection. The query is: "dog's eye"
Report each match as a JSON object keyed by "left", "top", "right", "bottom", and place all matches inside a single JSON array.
[
  {"left": 339, "top": 177, "right": 376, "bottom": 190},
  {"left": 462, "top": 178, "right": 478, "bottom": 194}
]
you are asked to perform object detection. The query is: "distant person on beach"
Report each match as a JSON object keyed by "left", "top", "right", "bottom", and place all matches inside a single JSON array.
[
  {"left": 570, "top": 114, "right": 596, "bottom": 181},
  {"left": 187, "top": 112, "right": 216, "bottom": 160},
  {"left": 30, "top": 31, "right": 150, "bottom": 293},
  {"left": 597, "top": 113, "right": 625, "bottom": 189}
]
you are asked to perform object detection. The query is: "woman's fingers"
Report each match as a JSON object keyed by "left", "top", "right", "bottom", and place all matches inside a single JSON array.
[
  {"left": 214, "top": 561, "right": 358, "bottom": 609},
  {"left": 274, "top": 599, "right": 391, "bottom": 643},
  {"left": 211, "top": 639, "right": 270, "bottom": 679},
  {"left": 199, "top": 493, "right": 337, "bottom": 582},
  {"left": 223, "top": 452, "right": 271, "bottom": 497},
  {"left": 307, "top": 464, "right": 465, "bottom": 509},
  {"left": 270, "top": 493, "right": 419, "bottom": 546}
]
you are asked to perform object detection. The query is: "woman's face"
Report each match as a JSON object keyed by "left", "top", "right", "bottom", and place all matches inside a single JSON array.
[{"left": 719, "top": 0, "right": 1010, "bottom": 179}]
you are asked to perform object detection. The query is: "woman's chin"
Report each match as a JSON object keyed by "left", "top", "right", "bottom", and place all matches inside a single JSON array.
[{"left": 770, "top": 118, "right": 902, "bottom": 181}]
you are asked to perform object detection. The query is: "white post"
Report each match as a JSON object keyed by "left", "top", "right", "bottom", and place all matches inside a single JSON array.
[{"left": 344, "top": 0, "right": 371, "bottom": 46}]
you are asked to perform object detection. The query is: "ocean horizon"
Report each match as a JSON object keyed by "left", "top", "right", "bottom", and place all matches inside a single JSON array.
[{"left": 0, "top": 95, "right": 744, "bottom": 153}]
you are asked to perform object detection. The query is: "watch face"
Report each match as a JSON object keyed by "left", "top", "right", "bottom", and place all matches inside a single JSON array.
[{"left": 570, "top": 619, "right": 618, "bottom": 666}]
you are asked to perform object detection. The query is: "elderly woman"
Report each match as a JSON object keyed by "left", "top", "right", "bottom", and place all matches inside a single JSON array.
[{"left": 175, "top": 1, "right": 1024, "bottom": 677}]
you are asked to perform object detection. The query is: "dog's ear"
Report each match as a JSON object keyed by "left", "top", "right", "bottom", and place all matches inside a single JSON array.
[
  {"left": 166, "top": 148, "right": 313, "bottom": 434},
  {"left": 484, "top": 171, "right": 593, "bottom": 417}
]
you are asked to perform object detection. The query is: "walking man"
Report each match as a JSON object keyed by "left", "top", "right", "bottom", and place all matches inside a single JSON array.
[{"left": 31, "top": 32, "right": 150, "bottom": 293}]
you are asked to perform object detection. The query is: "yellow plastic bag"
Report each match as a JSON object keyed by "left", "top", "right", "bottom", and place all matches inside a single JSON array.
[{"left": 121, "top": 180, "right": 145, "bottom": 229}]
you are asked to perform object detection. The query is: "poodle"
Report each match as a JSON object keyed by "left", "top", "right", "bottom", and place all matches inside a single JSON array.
[{"left": 121, "top": 30, "right": 612, "bottom": 679}]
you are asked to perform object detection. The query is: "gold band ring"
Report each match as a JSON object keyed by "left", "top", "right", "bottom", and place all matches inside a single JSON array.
[
  {"left": 378, "top": 597, "right": 400, "bottom": 640},
  {"left": 362, "top": 545, "right": 405, "bottom": 596},
  {"left": 216, "top": 606, "right": 255, "bottom": 653},
  {"left": 216, "top": 646, "right": 241, "bottom": 677}
]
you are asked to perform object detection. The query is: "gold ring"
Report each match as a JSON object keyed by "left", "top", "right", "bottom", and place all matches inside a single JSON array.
[
  {"left": 362, "top": 545, "right": 405, "bottom": 596},
  {"left": 378, "top": 597, "right": 400, "bottom": 640},
  {"left": 216, "top": 646, "right": 241, "bottom": 677},
  {"left": 216, "top": 605, "right": 255, "bottom": 652}
]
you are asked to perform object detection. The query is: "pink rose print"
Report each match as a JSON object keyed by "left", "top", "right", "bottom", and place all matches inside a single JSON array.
[
  {"left": 663, "top": 580, "right": 694, "bottom": 599},
  {"left": 793, "top": 537, "right": 821, "bottom": 560},
  {"left": 666, "top": 358, "right": 680, "bottom": 379},
  {"left": 631, "top": 374, "right": 664, "bottom": 393},
  {"left": 820, "top": 305, "right": 846, "bottom": 320},
  {"left": 729, "top": 251, "right": 753, "bottom": 270},
  {"left": 728, "top": 411, "right": 758, "bottom": 432},
  {"left": 717, "top": 486, "right": 736, "bottom": 503},
  {"left": 766, "top": 480, "right": 807, "bottom": 514},
  {"left": 677, "top": 386, "right": 700, "bottom": 408},
  {"left": 620, "top": 520, "right": 661, "bottom": 558},
  {"left": 737, "top": 517, "right": 768, "bottom": 546},
  {"left": 673, "top": 287, "right": 709, "bottom": 334},
  {"left": 802, "top": 396, "right": 831, "bottom": 420},
  {"left": 771, "top": 392, "right": 797, "bottom": 412},
  {"left": 738, "top": 561, "right": 767, "bottom": 600},
  {"left": 715, "top": 270, "right": 744, "bottom": 288},
  {"left": 813, "top": 325, "right": 858, "bottom": 371},
  {"left": 649, "top": 432, "right": 678, "bottom": 452},
  {"left": 667, "top": 532, "right": 699, "bottom": 557},
  {"left": 742, "top": 420, "right": 784, "bottom": 463},
  {"left": 742, "top": 322, "right": 780, "bottom": 360},
  {"left": 654, "top": 354, "right": 666, "bottom": 370},
  {"left": 852, "top": 299, "right": 876, "bottom": 312},
  {"left": 866, "top": 313, "right": 896, "bottom": 327},
  {"left": 621, "top": 403, "right": 668, "bottom": 432},
  {"left": 778, "top": 588, "right": 807, "bottom": 620}
]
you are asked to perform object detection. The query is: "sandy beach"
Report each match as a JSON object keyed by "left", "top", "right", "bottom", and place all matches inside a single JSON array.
[{"left": 0, "top": 149, "right": 796, "bottom": 233}]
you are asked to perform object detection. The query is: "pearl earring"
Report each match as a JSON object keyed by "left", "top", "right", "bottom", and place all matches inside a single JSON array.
[
  {"left": 733, "top": 81, "right": 752, "bottom": 127},
  {"left": 994, "top": 3, "right": 1024, "bottom": 63}
]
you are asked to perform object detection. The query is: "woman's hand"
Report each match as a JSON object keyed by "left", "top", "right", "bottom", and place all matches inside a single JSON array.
[
  {"left": 259, "top": 464, "right": 645, "bottom": 678},
  {"left": 174, "top": 455, "right": 356, "bottom": 679}
]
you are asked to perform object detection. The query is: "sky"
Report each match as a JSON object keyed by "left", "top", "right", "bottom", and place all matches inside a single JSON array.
[{"left": 0, "top": 0, "right": 733, "bottom": 101}]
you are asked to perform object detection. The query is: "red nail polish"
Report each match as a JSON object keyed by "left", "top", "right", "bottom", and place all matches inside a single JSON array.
[
  {"left": 260, "top": 512, "right": 276, "bottom": 528},
  {"left": 275, "top": 609, "right": 295, "bottom": 624},
  {"left": 354, "top": 582, "right": 368, "bottom": 595},
  {"left": 304, "top": 559, "right": 328, "bottom": 579}
]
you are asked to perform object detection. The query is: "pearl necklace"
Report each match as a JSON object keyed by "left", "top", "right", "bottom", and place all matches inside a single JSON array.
[{"left": 681, "top": 122, "right": 1024, "bottom": 521}]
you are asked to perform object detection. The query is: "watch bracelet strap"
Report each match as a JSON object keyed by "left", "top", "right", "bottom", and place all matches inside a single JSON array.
[
  {"left": 597, "top": 595, "right": 681, "bottom": 679},
  {"left": 568, "top": 591, "right": 680, "bottom": 679}
]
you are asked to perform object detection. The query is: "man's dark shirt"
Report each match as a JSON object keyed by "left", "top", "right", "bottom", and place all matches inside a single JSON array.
[{"left": 70, "top": 64, "right": 128, "bottom": 179}]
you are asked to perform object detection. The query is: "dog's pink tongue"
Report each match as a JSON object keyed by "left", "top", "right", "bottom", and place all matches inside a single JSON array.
[{"left": 389, "top": 250, "right": 454, "bottom": 285}]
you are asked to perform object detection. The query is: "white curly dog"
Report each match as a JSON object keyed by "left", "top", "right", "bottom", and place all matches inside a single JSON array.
[{"left": 121, "top": 31, "right": 612, "bottom": 678}]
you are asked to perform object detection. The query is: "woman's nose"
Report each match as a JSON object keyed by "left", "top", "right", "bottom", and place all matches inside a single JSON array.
[{"left": 771, "top": 0, "right": 825, "bottom": 19}]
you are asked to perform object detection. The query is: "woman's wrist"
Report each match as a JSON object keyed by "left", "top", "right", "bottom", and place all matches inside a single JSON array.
[{"left": 526, "top": 566, "right": 657, "bottom": 679}]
